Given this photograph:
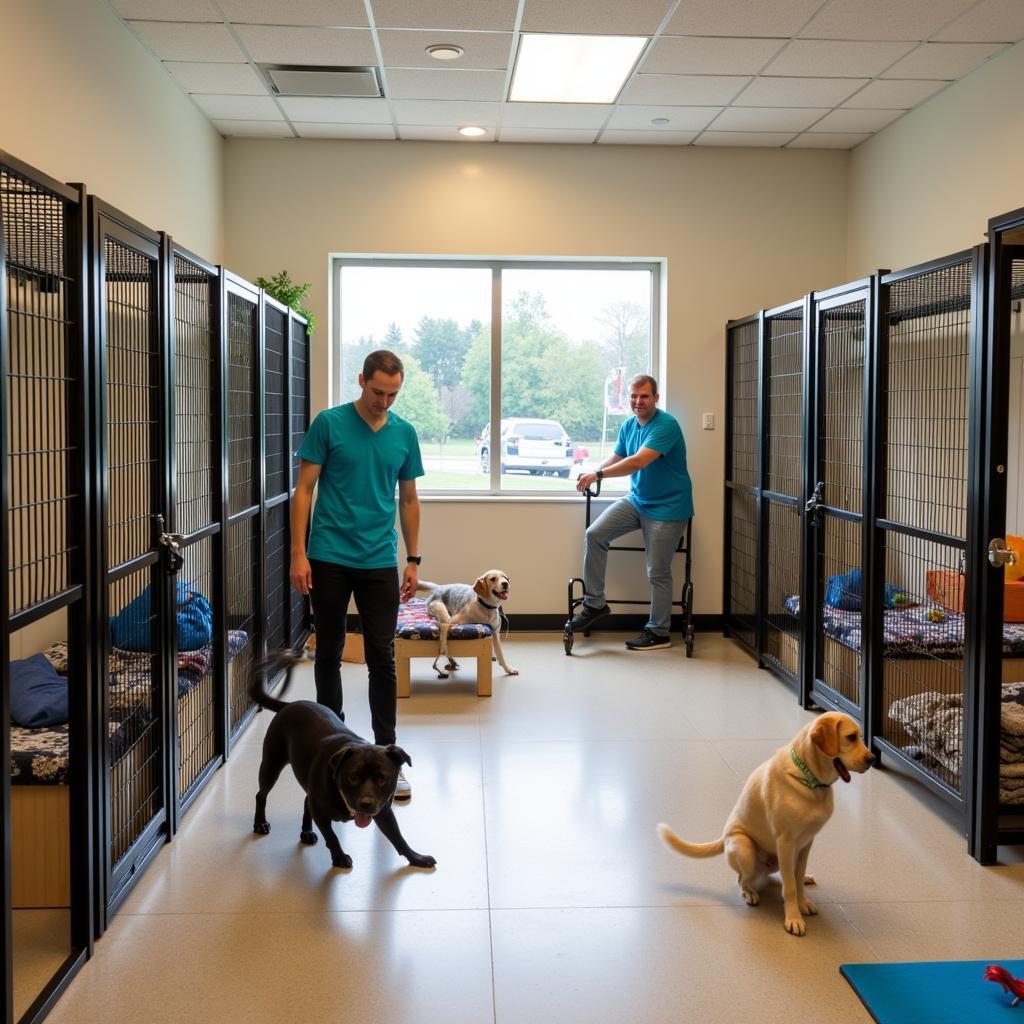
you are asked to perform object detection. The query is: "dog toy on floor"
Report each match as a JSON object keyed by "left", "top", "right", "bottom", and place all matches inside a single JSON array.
[{"left": 984, "top": 964, "right": 1024, "bottom": 1006}]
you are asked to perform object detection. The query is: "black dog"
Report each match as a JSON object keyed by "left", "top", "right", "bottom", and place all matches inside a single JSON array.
[{"left": 250, "top": 649, "right": 436, "bottom": 871}]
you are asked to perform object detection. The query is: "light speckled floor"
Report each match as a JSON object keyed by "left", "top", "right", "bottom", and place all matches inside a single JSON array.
[{"left": 38, "top": 634, "right": 1024, "bottom": 1023}]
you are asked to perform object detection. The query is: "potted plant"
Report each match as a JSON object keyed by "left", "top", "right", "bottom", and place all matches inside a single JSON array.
[{"left": 255, "top": 270, "right": 317, "bottom": 335}]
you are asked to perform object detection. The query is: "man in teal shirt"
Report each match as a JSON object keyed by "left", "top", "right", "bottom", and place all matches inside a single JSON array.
[
  {"left": 290, "top": 350, "right": 423, "bottom": 798},
  {"left": 572, "top": 374, "right": 693, "bottom": 650}
]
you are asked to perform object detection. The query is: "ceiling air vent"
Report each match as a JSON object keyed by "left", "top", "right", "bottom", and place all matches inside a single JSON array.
[{"left": 262, "top": 65, "right": 383, "bottom": 98}]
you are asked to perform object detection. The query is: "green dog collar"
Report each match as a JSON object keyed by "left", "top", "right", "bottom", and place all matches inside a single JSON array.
[{"left": 791, "top": 747, "right": 830, "bottom": 789}]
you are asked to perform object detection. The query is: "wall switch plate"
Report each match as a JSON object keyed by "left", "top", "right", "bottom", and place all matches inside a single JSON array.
[{"left": 702, "top": 412, "right": 715, "bottom": 430}]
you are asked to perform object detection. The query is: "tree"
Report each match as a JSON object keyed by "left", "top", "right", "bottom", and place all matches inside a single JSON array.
[
  {"left": 392, "top": 356, "right": 448, "bottom": 442},
  {"left": 340, "top": 335, "right": 376, "bottom": 403},
  {"left": 383, "top": 322, "right": 405, "bottom": 354},
  {"left": 597, "top": 301, "right": 650, "bottom": 380},
  {"left": 412, "top": 316, "right": 470, "bottom": 393}
]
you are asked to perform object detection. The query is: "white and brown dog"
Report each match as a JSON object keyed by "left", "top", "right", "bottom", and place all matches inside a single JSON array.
[{"left": 416, "top": 570, "right": 518, "bottom": 678}]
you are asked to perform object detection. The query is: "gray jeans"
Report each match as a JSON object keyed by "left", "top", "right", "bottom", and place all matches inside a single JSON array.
[{"left": 583, "top": 496, "right": 687, "bottom": 636}]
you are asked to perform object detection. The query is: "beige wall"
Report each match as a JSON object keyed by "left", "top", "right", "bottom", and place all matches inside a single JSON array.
[
  {"left": 225, "top": 139, "right": 849, "bottom": 614},
  {"left": 847, "top": 39, "right": 1024, "bottom": 278},
  {"left": 1, "top": 0, "right": 223, "bottom": 260}
]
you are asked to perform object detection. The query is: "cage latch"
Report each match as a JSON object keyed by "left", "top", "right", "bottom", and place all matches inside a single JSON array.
[
  {"left": 988, "top": 538, "right": 1018, "bottom": 569},
  {"left": 804, "top": 480, "right": 825, "bottom": 526},
  {"left": 159, "top": 531, "right": 186, "bottom": 574}
]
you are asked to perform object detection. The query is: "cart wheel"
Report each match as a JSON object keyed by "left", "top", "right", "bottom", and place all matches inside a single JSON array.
[
  {"left": 686, "top": 624, "right": 695, "bottom": 658},
  {"left": 564, "top": 623, "right": 574, "bottom": 655}
]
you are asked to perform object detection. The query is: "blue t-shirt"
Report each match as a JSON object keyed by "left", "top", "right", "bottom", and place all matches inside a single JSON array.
[
  {"left": 298, "top": 403, "right": 424, "bottom": 569},
  {"left": 615, "top": 408, "right": 693, "bottom": 521}
]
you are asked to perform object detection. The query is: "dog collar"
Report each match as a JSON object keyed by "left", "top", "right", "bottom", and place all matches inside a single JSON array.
[
  {"left": 790, "top": 747, "right": 830, "bottom": 789},
  {"left": 477, "top": 596, "right": 498, "bottom": 610}
]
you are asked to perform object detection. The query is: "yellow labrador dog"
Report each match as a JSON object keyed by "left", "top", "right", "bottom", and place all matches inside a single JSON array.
[
  {"left": 657, "top": 712, "right": 874, "bottom": 936},
  {"left": 416, "top": 570, "right": 518, "bottom": 679}
]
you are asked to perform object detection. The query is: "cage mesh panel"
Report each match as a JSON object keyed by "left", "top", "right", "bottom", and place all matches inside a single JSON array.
[
  {"left": 820, "top": 515, "right": 861, "bottom": 705},
  {"left": 227, "top": 293, "right": 258, "bottom": 516},
  {"left": 264, "top": 304, "right": 286, "bottom": 498},
  {"left": 884, "top": 261, "right": 971, "bottom": 538},
  {"left": 290, "top": 589, "right": 307, "bottom": 648},
  {"left": 728, "top": 321, "right": 758, "bottom": 487},
  {"left": 105, "top": 239, "right": 157, "bottom": 570},
  {"left": 265, "top": 501, "right": 288, "bottom": 652},
  {"left": 291, "top": 317, "right": 308, "bottom": 480},
  {"left": 108, "top": 566, "right": 162, "bottom": 865},
  {"left": 820, "top": 301, "right": 865, "bottom": 515},
  {"left": 174, "top": 255, "right": 215, "bottom": 536},
  {"left": 3, "top": 169, "right": 78, "bottom": 613},
  {"left": 765, "top": 312, "right": 803, "bottom": 498},
  {"left": 764, "top": 500, "right": 800, "bottom": 676},
  {"left": 878, "top": 531, "right": 965, "bottom": 793},
  {"left": 177, "top": 535, "right": 217, "bottom": 799},
  {"left": 228, "top": 515, "right": 257, "bottom": 733},
  {"left": 728, "top": 488, "right": 757, "bottom": 647}
]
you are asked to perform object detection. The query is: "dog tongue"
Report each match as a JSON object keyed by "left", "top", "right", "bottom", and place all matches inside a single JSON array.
[
  {"left": 834, "top": 758, "right": 851, "bottom": 783},
  {"left": 354, "top": 812, "right": 372, "bottom": 828},
  {"left": 498, "top": 591, "right": 508, "bottom": 600}
]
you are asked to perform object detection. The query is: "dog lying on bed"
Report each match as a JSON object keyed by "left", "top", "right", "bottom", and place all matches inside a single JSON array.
[
  {"left": 657, "top": 711, "right": 874, "bottom": 936},
  {"left": 249, "top": 649, "right": 436, "bottom": 871},
  {"left": 416, "top": 570, "right": 518, "bottom": 679}
]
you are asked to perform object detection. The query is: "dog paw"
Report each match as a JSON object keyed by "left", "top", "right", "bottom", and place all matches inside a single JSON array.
[
  {"left": 447, "top": 659, "right": 459, "bottom": 671},
  {"left": 784, "top": 915, "right": 807, "bottom": 936},
  {"left": 741, "top": 888, "right": 760, "bottom": 906},
  {"left": 505, "top": 667, "right": 519, "bottom": 676},
  {"left": 803, "top": 874, "right": 816, "bottom": 886},
  {"left": 331, "top": 853, "right": 353, "bottom": 869},
  {"left": 436, "top": 671, "right": 449, "bottom": 680},
  {"left": 253, "top": 822, "right": 271, "bottom": 835},
  {"left": 299, "top": 830, "right": 318, "bottom": 845},
  {"left": 408, "top": 853, "right": 437, "bottom": 869},
  {"left": 799, "top": 898, "right": 818, "bottom": 916}
]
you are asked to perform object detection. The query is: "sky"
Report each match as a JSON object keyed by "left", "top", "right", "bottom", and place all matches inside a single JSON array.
[{"left": 339, "top": 264, "right": 652, "bottom": 348}]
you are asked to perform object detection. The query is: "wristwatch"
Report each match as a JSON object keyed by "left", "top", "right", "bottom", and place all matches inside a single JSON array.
[
  {"left": 406, "top": 555, "right": 422, "bottom": 565},
  {"left": 596, "top": 469, "right": 604, "bottom": 481}
]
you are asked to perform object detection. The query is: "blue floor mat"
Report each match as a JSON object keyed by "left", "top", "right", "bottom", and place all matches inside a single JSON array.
[{"left": 841, "top": 960, "right": 1024, "bottom": 1024}]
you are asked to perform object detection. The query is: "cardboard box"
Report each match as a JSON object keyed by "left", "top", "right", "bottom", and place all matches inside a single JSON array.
[
  {"left": 926, "top": 569, "right": 1024, "bottom": 622},
  {"left": 303, "top": 631, "right": 367, "bottom": 663}
]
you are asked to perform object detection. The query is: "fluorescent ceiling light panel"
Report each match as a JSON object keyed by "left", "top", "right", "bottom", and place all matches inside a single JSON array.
[{"left": 509, "top": 33, "right": 647, "bottom": 104}]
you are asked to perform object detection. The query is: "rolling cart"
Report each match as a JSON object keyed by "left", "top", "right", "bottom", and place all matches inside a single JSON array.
[{"left": 564, "top": 479, "right": 694, "bottom": 656}]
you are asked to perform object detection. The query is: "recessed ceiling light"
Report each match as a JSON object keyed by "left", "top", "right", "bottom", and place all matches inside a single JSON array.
[
  {"left": 427, "top": 44, "right": 465, "bottom": 61},
  {"left": 509, "top": 33, "right": 648, "bottom": 104},
  {"left": 459, "top": 126, "right": 486, "bottom": 137},
  {"left": 651, "top": 117, "right": 670, "bottom": 125}
]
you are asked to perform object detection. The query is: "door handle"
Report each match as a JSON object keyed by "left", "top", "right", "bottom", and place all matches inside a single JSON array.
[
  {"left": 804, "top": 480, "right": 824, "bottom": 526},
  {"left": 989, "top": 538, "right": 1018, "bottom": 569}
]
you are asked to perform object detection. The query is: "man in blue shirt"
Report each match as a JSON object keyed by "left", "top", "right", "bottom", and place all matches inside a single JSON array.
[
  {"left": 572, "top": 374, "right": 693, "bottom": 650},
  {"left": 290, "top": 350, "right": 424, "bottom": 798}
]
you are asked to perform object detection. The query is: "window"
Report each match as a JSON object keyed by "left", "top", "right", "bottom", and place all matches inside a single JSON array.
[{"left": 334, "top": 259, "right": 659, "bottom": 493}]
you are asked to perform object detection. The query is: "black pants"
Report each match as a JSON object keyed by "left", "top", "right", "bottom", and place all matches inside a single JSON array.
[{"left": 309, "top": 559, "right": 399, "bottom": 746}]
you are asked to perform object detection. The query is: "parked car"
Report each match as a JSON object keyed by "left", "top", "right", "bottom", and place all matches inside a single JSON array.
[{"left": 477, "top": 418, "right": 575, "bottom": 477}]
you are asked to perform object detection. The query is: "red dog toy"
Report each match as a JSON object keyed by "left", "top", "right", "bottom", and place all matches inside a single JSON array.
[{"left": 985, "top": 965, "right": 1024, "bottom": 1006}]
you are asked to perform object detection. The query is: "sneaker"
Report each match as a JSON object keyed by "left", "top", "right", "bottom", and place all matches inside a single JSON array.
[
  {"left": 625, "top": 629, "right": 671, "bottom": 651},
  {"left": 394, "top": 769, "right": 412, "bottom": 802},
  {"left": 570, "top": 603, "right": 611, "bottom": 631}
]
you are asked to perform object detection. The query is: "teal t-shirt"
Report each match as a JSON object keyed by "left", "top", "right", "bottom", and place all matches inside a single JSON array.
[
  {"left": 615, "top": 408, "right": 694, "bottom": 521},
  {"left": 298, "top": 403, "right": 424, "bottom": 569}
]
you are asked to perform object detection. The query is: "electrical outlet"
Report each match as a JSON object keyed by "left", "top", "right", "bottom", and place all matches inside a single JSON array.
[{"left": 702, "top": 413, "right": 715, "bottom": 430}]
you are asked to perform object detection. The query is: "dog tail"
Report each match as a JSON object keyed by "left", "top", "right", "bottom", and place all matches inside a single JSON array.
[
  {"left": 656, "top": 822, "right": 725, "bottom": 859},
  {"left": 249, "top": 648, "right": 302, "bottom": 713},
  {"left": 415, "top": 581, "right": 439, "bottom": 594}
]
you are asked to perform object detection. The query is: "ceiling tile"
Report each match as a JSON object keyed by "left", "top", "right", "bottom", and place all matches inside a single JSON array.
[
  {"left": 218, "top": 1, "right": 368, "bottom": 26},
  {"left": 605, "top": 105, "right": 720, "bottom": 131},
  {"left": 294, "top": 123, "right": 396, "bottom": 138},
  {"left": 163, "top": 61, "right": 268, "bottom": 94},
  {"left": 372, "top": 0, "right": 517, "bottom": 31},
  {"left": 712, "top": 106, "right": 829, "bottom": 132},
  {"left": 880, "top": 41, "right": 1007, "bottom": 79},
  {"left": 665, "top": 0, "right": 823, "bottom": 38},
  {"left": 694, "top": 131, "right": 796, "bottom": 146},
  {"left": 799, "top": 0, "right": 977, "bottom": 41},
  {"left": 642, "top": 36, "right": 786, "bottom": 75},
  {"left": 734, "top": 76, "right": 868, "bottom": 106},
  {"left": 842, "top": 79, "right": 947, "bottom": 108},
  {"left": 378, "top": 29, "right": 511, "bottom": 69},
  {"left": 233, "top": 24, "right": 375, "bottom": 63},
  {"left": 391, "top": 99, "right": 500, "bottom": 125},
  {"left": 128, "top": 21, "right": 247, "bottom": 61},
  {"left": 812, "top": 107, "right": 904, "bottom": 132},
  {"left": 521, "top": 0, "right": 674, "bottom": 35},
  {"left": 399, "top": 125, "right": 493, "bottom": 140},
  {"left": 213, "top": 119, "right": 294, "bottom": 136},
  {"left": 112, "top": 0, "right": 219, "bottom": 20},
  {"left": 499, "top": 127, "right": 598, "bottom": 143},
  {"left": 598, "top": 130, "right": 699, "bottom": 145},
  {"left": 277, "top": 96, "right": 392, "bottom": 122},
  {"left": 191, "top": 94, "right": 283, "bottom": 119},
  {"left": 934, "top": 0, "right": 1024, "bottom": 42},
  {"left": 786, "top": 132, "right": 871, "bottom": 148},
  {"left": 502, "top": 103, "right": 611, "bottom": 129},
  {"left": 384, "top": 68, "right": 507, "bottom": 101},
  {"left": 764, "top": 39, "right": 917, "bottom": 77},
  {"left": 619, "top": 75, "right": 750, "bottom": 106}
]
